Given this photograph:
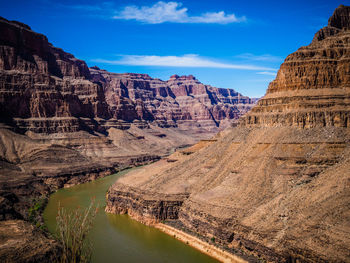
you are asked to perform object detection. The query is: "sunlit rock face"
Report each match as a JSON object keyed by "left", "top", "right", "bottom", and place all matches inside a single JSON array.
[
  {"left": 89, "top": 69, "right": 256, "bottom": 131},
  {"left": 0, "top": 14, "right": 256, "bottom": 246},
  {"left": 0, "top": 16, "right": 110, "bottom": 133},
  {"left": 106, "top": 5, "right": 350, "bottom": 263},
  {"left": 0, "top": 16, "right": 256, "bottom": 134},
  {"left": 240, "top": 5, "right": 350, "bottom": 128}
]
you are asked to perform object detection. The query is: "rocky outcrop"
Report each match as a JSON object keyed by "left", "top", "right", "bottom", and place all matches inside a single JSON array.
[
  {"left": 240, "top": 5, "right": 350, "bottom": 129},
  {"left": 0, "top": 15, "right": 256, "bottom": 262},
  {"left": 106, "top": 5, "right": 350, "bottom": 263},
  {"left": 0, "top": 220, "right": 60, "bottom": 263},
  {"left": 90, "top": 69, "right": 255, "bottom": 131},
  {"left": 106, "top": 185, "right": 187, "bottom": 224},
  {"left": 0, "top": 17, "right": 110, "bottom": 134},
  {"left": 0, "top": 16, "right": 255, "bottom": 135}
]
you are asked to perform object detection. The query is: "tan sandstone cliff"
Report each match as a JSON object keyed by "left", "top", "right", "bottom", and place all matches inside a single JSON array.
[
  {"left": 0, "top": 14, "right": 256, "bottom": 220},
  {"left": 106, "top": 5, "right": 350, "bottom": 262},
  {"left": 0, "top": 14, "right": 258, "bottom": 262}
]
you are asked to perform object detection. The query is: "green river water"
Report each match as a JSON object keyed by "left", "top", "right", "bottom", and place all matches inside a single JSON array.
[{"left": 43, "top": 169, "right": 218, "bottom": 263}]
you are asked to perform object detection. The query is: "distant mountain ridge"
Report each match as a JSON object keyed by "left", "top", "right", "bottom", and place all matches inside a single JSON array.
[
  {"left": 90, "top": 68, "right": 257, "bottom": 131},
  {"left": 106, "top": 5, "right": 350, "bottom": 262},
  {"left": 0, "top": 16, "right": 258, "bottom": 262},
  {"left": 0, "top": 16, "right": 256, "bottom": 134}
]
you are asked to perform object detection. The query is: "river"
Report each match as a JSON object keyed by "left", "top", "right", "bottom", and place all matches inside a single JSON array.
[{"left": 43, "top": 168, "right": 219, "bottom": 263}]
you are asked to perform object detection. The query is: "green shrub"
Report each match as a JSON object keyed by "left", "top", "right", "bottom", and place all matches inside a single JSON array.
[{"left": 28, "top": 197, "right": 46, "bottom": 223}]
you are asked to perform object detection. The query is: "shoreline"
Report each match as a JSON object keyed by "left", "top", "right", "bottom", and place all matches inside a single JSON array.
[
  {"left": 154, "top": 223, "right": 248, "bottom": 263},
  {"left": 0, "top": 157, "right": 158, "bottom": 263}
]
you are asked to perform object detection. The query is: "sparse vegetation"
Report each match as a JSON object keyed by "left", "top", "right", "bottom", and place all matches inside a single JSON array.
[
  {"left": 56, "top": 199, "right": 98, "bottom": 263},
  {"left": 28, "top": 196, "right": 47, "bottom": 226}
]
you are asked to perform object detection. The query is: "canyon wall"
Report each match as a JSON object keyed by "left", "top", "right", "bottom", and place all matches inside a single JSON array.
[
  {"left": 106, "top": 5, "right": 350, "bottom": 262},
  {"left": 0, "top": 15, "right": 255, "bottom": 135},
  {"left": 0, "top": 14, "right": 256, "bottom": 216},
  {"left": 90, "top": 69, "right": 255, "bottom": 131},
  {"left": 240, "top": 5, "right": 350, "bottom": 128},
  {"left": 0, "top": 15, "right": 256, "bottom": 262}
]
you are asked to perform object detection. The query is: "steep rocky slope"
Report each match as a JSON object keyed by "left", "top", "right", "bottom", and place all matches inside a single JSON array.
[
  {"left": 0, "top": 13, "right": 256, "bottom": 203},
  {"left": 0, "top": 15, "right": 256, "bottom": 262},
  {"left": 0, "top": 15, "right": 255, "bottom": 135},
  {"left": 0, "top": 14, "right": 256, "bottom": 215},
  {"left": 90, "top": 69, "right": 255, "bottom": 131},
  {"left": 0, "top": 220, "right": 60, "bottom": 262},
  {"left": 106, "top": 5, "right": 350, "bottom": 262}
]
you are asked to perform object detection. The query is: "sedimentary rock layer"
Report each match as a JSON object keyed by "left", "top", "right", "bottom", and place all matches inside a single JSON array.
[
  {"left": 91, "top": 69, "right": 256, "bottom": 131},
  {"left": 0, "top": 16, "right": 255, "bottom": 135},
  {"left": 0, "top": 220, "right": 60, "bottom": 262},
  {"left": 0, "top": 14, "right": 256, "bottom": 223},
  {"left": 240, "top": 5, "right": 350, "bottom": 128},
  {"left": 106, "top": 5, "right": 350, "bottom": 262}
]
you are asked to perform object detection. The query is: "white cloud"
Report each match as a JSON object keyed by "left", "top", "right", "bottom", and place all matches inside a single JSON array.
[
  {"left": 235, "top": 53, "right": 282, "bottom": 62},
  {"left": 113, "top": 1, "right": 246, "bottom": 24},
  {"left": 257, "top": 71, "right": 277, "bottom": 76},
  {"left": 92, "top": 54, "right": 276, "bottom": 71}
]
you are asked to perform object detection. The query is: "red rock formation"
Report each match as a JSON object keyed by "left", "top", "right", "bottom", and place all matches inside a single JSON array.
[
  {"left": 0, "top": 14, "right": 257, "bottom": 263},
  {"left": 106, "top": 5, "right": 350, "bottom": 263},
  {"left": 91, "top": 69, "right": 256, "bottom": 131},
  {"left": 241, "top": 5, "right": 350, "bottom": 128},
  {"left": 0, "top": 16, "right": 111, "bottom": 133},
  {"left": 0, "top": 16, "right": 255, "bottom": 134}
]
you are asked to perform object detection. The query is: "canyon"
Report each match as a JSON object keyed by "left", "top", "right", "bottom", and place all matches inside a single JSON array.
[
  {"left": 0, "top": 15, "right": 256, "bottom": 262},
  {"left": 106, "top": 5, "right": 350, "bottom": 263}
]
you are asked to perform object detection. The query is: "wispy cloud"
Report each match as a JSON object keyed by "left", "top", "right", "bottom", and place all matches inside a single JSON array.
[
  {"left": 53, "top": 1, "right": 245, "bottom": 24},
  {"left": 112, "top": 1, "right": 246, "bottom": 24},
  {"left": 92, "top": 54, "right": 276, "bottom": 71},
  {"left": 235, "top": 53, "right": 282, "bottom": 62},
  {"left": 257, "top": 71, "right": 277, "bottom": 76}
]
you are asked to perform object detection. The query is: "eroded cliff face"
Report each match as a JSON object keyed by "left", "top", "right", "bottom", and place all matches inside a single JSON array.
[
  {"left": 0, "top": 16, "right": 255, "bottom": 135},
  {"left": 106, "top": 5, "right": 350, "bottom": 263},
  {"left": 0, "top": 17, "right": 110, "bottom": 134},
  {"left": 0, "top": 15, "right": 255, "bottom": 222},
  {"left": 240, "top": 5, "right": 350, "bottom": 129},
  {"left": 0, "top": 16, "right": 254, "bottom": 262},
  {"left": 90, "top": 70, "right": 255, "bottom": 131}
]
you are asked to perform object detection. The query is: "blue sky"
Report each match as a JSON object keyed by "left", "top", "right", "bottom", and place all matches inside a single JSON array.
[{"left": 0, "top": 0, "right": 347, "bottom": 97}]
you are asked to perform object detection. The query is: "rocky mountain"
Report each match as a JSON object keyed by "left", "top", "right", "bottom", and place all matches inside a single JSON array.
[
  {"left": 0, "top": 15, "right": 257, "bottom": 262},
  {"left": 0, "top": 15, "right": 255, "bottom": 134},
  {"left": 106, "top": 5, "right": 350, "bottom": 262},
  {"left": 90, "top": 69, "right": 255, "bottom": 131},
  {"left": 0, "top": 12, "right": 256, "bottom": 218}
]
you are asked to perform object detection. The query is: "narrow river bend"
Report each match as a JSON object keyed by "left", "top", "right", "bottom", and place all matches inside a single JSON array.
[{"left": 43, "top": 168, "right": 218, "bottom": 263}]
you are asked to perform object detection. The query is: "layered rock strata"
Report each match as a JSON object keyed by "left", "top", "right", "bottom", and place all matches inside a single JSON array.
[
  {"left": 0, "top": 127, "right": 159, "bottom": 263},
  {"left": 0, "top": 15, "right": 255, "bottom": 135},
  {"left": 106, "top": 5, "right": 350, "bottom": 263},
  {"left": 0, "top": 16, "right": 110, "bottom": 134},
  {"left": 0, "top": 15, "right": 256, "bottom": 219},
  {"left": 240, "top": 5, "right": 350, "bottom": 128},
  {"left": 0, "top": 220, "right": 60, "bottom": 262},
  {"left": 90, "top": 70, "right": 255, "bottom": 131}
]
